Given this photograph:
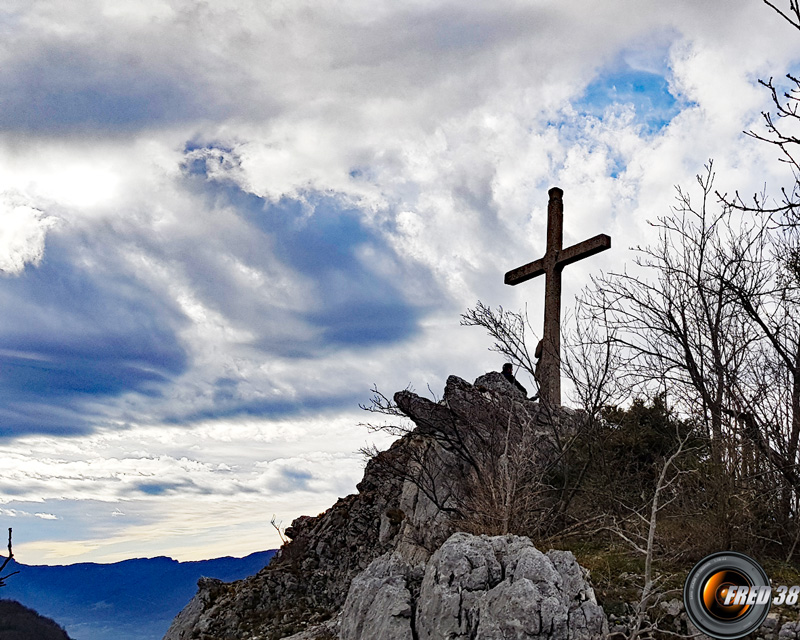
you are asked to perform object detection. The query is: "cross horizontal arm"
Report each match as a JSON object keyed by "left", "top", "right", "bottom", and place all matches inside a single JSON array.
[
  {"left": 504, "top": 257, "right": 545, "bottom": 286},
  {"left": 556, "top": 234, "right": 611, "bottom": 270}
]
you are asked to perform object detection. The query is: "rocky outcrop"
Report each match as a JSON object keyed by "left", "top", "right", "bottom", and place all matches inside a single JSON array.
[
  {"left": 161, "top": 577, "right": 222, "bottom": 640},
  {"left": 164, "top": 372, "right": 594, "bottom": 640},
  {"left": 340, "top": 533, "right": 607, "bottom": 640}
]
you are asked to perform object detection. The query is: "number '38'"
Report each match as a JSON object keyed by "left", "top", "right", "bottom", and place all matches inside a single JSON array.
[{"left": 773, "top": 586, "right": 800, "bottom": 605}]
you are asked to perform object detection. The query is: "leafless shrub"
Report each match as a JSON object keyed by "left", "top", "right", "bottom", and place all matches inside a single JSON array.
[{"left": 461, "top": 301, "right": 539, "bottom": 390}]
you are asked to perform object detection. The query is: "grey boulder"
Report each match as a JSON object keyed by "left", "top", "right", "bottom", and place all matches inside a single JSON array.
[{"left": 341, "top": 532, "right": 607, "bottom": 640}]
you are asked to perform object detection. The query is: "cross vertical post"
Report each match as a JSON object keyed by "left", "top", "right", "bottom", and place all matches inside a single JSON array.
[
  {"left": 542, "top": 187, "right": 564, "bottom": 407},
  {"left": 504, "top": 187, "right": 611, "bottom": 406}
]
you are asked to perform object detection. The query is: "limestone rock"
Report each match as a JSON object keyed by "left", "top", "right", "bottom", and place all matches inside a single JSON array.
[
  {"left": 340, "top": 552, "right": 422, "bottom": 640},
  {"left": 282, "top": 615, "right": 341, "bottom": 640},
  {"left": 341, "top": 532, "right": 607, "bottom": 640},
  {"left": 779, "top": 621, "right": 800, "bottom": 639}
]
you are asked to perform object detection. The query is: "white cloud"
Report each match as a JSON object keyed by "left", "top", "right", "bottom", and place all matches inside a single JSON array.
[
  {"left": 1, "top": 414, "right": 393, "bottom": 562},
  {"left": 0, "top": 192, "right": 56, "bottom": 275}
]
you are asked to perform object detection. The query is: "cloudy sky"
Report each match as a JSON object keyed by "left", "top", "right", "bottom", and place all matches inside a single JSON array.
[{"left": 0, "top": 0, "right": 797, "bottom": 565}]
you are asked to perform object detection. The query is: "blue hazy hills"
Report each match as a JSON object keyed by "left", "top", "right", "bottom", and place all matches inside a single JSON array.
[{"left": 0, "top": 550, "right": 276, "bottom": 640}]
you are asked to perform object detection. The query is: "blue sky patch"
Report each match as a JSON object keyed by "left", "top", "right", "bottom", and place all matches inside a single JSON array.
[
  {"left": 576, "top": 64, "right": 683, "bottom": 134},
  {"left": 136, "top": 482, "right": 199, "bottom": 496}
]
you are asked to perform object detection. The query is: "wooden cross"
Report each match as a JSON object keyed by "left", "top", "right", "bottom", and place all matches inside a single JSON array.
[{"left": 504, "top": 187, "right": 611, "bottom": 406}]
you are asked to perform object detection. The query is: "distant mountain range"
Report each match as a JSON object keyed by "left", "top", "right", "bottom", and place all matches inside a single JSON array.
[{"left": 0, "top": 550, "right": 276, "bottom": 640}]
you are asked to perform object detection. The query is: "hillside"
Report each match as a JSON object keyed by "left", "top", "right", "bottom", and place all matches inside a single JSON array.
[{"left": 0, "top": 600, "right": 72, "bottom": 640}]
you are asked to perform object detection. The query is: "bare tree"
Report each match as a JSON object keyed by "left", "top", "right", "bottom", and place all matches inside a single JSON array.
[
  {"left": 580, "top": 157, "right": 800, "bottom": 554},
  {"left": 562, "top": 298, "right": 626, "bottom": 419},
  {"left": 712, "top": 0, "right": 800, "bottom": 515},
  {"left": 624, "top": 434, "right": 692, "bottom": 640},
  {"left": 722, "top": 0, "right": 800, "bottom": 277},
  {"left": 586, "top": 165, "right": 750, "bottom": 467}
]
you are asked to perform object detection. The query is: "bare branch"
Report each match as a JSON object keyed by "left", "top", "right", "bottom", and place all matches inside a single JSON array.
[
  {"left": 270, "top": 516, "right": 287, "bottom": 546},
  {"left": 0, "top": 529, "right": 18, "bottom": 588}
]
